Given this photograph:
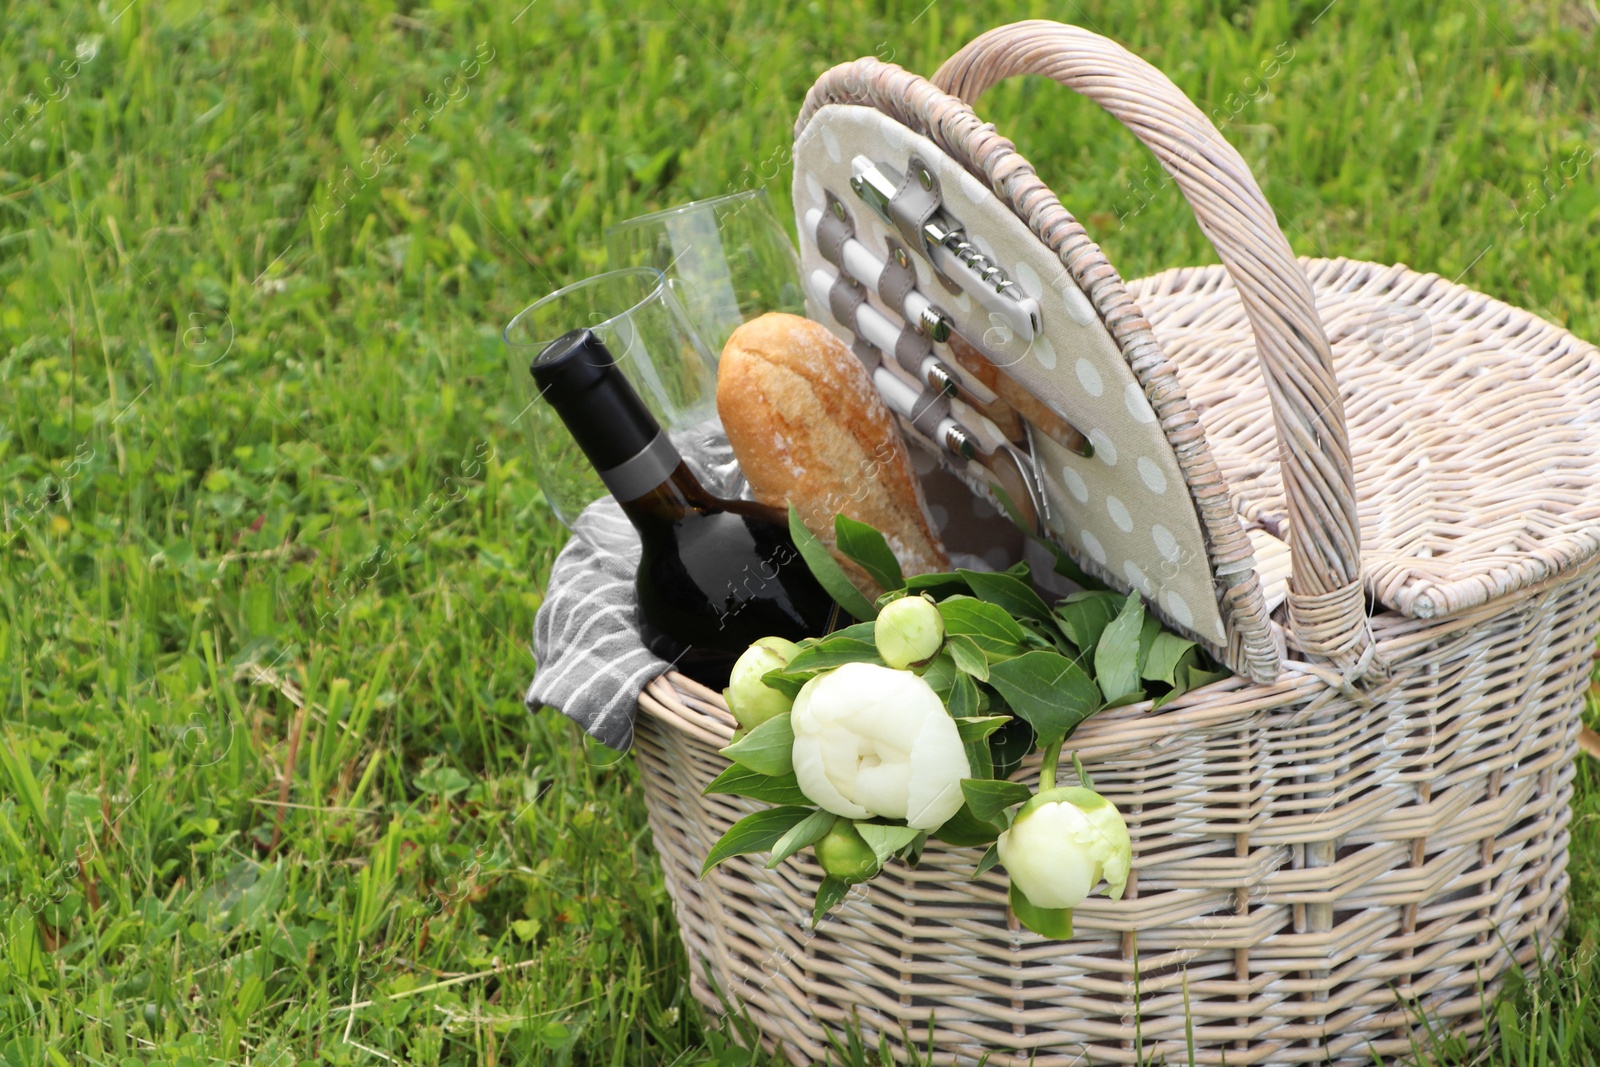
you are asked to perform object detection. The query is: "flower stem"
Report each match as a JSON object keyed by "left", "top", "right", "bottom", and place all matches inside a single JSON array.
[{"left": 1040, "top": 738, "right": 1065, "bottom": 792}]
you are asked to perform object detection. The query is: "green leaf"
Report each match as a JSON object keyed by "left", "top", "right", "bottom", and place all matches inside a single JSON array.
[
  {"left": 918, "top": 650, "right": 957, "bottom": 693},
  {"left": 781, "top": 636, "right": 881, "bottom": 674},
  {"left": 931, "top": 802, "right": 1002, "bottom": 847},
  {"left": 903, "top": 832, "right": 928, "bottom": 867},
  {"left": 759, "top": 668, "right": 808, "bottom": 701},
  {"left": 1094, "top": 594, "right": 1145, "bottom": 704},
  {"left": 766, "top": 810, "right": 837, "bottom": 868},
  {"left": 1137, "top": 611, "right": 1162, "bottom": 672},
  {"left": 719, "top": 713, "right": 794, "bottom": 777},
  {"left": 855, "top": 823, "right": 921, "bottom": 866},
  {"left": 788, "top": 504, "right": 877, "bottom": 620},
  {"left": 0, "top": 734, "right": 57, "bottom": 856},
  {"left": 812, "top": 876, "right": 851, "bottom": 925},
  {"left": 946, "top": 672, "right": 980, "bottom": 719},
  {"left": 703, "top": 764, "right": 811, "bottom": 805},
  {"left": 903, "top": 571, "right": 972, "bottom": 599},
  {"left": 954, "top": 716, "right": 1011, "bottom": 744},
  {"left": 1019, "top": 620, "right": 1069, "bottom": 654},
  {"left": 1009, "top": 880, "right": 1075, "bottom": 939},
  {"left": 700, "top": 807, "right": 814, "bottom": 876},
  {"left": 1183, "top": 664, "right": 1232, "bottom": 691},
  {"left": 973, "top": 843, "right": 1001, "bottom": 879},
  {"left": 1151, "top": 651, "right": 1203, "bottom": 709},
  {"left": 1071, "top": 751, "right": 1095, "bottom": 791},
  {"left": 958, "top": 569, "right": 1055, "bottom": 626},
  {"left": 989, "top": 716, "right": 1035, "bottom": 781},
  {"left": 827, "top": 620, "right": 879, "bottom": 643},
  {"left": 945, "top": 634, "right": 990, "bottom": 681},
  {"left": 960, "top": 778, "right": 1033, "bottom": 823},
  {"left": 834, "top": 514, "right": 905, "bottom": 592},
  {"left": 416, "top": 765, "right": 472, "bottom": 797},
  {"left": 938, "top": 597, "right": 1027, "bottom": 659},
  {"left": 986, "top": 650, "right": 1102, "bottom": 747},
  {"left": 1054, "top": 591, "right": 1122, "bottom": 652},
  {"left": 963, "top": 733, "right": 994, "bottom": 782},
  {"left": 951, "top": 689, "right": 998, "bottom": 779},
  {"left": 1142, "top": 631, "right": 1197, "bottom": 686}
]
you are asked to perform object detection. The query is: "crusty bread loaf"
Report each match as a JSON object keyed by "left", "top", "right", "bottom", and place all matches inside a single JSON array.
[{"left": 717, "top": 313, "right": 949, "bottom": 589}]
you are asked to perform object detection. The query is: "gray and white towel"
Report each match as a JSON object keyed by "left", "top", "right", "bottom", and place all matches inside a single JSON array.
[{"left": 526, "top": 499, "right": 664, "bottom": 751}]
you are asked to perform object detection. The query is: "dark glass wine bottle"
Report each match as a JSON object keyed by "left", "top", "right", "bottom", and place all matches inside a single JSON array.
[{"left": 531, "top": 328, "right": 838, "bottom": 687}]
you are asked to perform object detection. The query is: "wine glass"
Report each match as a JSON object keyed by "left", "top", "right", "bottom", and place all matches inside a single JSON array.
[
  {"left": 504, "top": 267, "right": 720, "bottom": 528},
  {"left": 605, "top": 188, "right": 804, "bottom": 360}
]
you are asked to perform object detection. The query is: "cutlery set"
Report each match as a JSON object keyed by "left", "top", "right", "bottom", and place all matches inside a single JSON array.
[{"left": 805, "top": 151, "right": 1096, "bottom": 538}]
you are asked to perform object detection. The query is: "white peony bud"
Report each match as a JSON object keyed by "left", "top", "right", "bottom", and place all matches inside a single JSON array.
[
  {"left": 790, "top": 662, "right": 970, "bottom": 831},
  {"left": 873, "top": 594, "right": 945, "bottom": 669},
  {"left": 996, "top": 786, "right": 1131, "bottom": 910},
  {"left": 723, "top": 637, "right": 800, "bottom": 731}
]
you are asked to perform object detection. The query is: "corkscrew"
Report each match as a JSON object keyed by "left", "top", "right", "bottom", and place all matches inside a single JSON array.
[{"left": 849, "top": 156, "right": 1041, "bottom": 343}]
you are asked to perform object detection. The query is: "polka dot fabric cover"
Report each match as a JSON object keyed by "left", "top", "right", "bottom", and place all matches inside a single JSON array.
[{"left": 794, "top": 103, "right": 1236, "bottom": 654}]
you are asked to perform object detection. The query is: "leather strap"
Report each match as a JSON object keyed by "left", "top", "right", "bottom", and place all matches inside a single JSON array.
[
  {"left": 828, "top": 272, "right": 868, "bottom": 333},
  {"left": 816, "top": 190, "right": 883, "bottom": 371},
  {"left": 888, "top": 155, "right": 960, "bottom": 297},
  {"left": 877, "top": 237, "right": 919, "bottom": 321},
  {"left": 816, "top": 192, "right": 854, "bottom": 268},
  {"left": 852, "top": 338, "right": 882, "bottom": 369},
  {"left": 888, "top": 155, "right": 943, "bottom": 253},
  {"left": 894, "top": 324, "right": 931, "bottom": 377},
  {"left": 907, "top": 391, "right": 950, "bottom": 439}
]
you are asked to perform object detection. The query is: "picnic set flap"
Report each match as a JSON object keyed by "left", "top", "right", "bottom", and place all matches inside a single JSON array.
[{"left": 789, "top": 20, "right": 1600, "bottom": 687}]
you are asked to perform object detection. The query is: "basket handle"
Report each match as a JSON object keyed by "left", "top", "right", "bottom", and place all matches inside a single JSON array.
[{"left": 934, "top": 21, "right": 1378, "bottom": 682}]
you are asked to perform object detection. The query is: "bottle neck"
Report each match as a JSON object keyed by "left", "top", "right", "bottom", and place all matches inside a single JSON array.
[
  {"left": 525, "top": 328, "right": 729, "bottom": 521},
  {"left": 616, "top": 459, "right": 720, "bottom": 524},
  {"left": 591, "top": 428, "right": 684, "bottom": 501}
]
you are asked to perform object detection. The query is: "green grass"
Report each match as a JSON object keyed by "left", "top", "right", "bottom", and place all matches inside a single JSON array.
[{"left": 0, "top": 0, "right": 1597, "bottom": 1063}]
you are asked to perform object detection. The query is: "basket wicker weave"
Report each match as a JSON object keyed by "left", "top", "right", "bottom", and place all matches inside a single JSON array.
[{"left": 627, "top": 21, "right": 1600, "bottom": 1066}]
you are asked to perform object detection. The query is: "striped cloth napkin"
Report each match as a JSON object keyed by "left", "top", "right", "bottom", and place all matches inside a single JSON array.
[{"left": 525, "top": 497, "right": 665, "bottom": 751}]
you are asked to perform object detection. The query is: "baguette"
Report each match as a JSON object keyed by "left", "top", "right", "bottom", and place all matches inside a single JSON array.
[{"left": 717, "top": 313, "right": 949, "bottom": 590}]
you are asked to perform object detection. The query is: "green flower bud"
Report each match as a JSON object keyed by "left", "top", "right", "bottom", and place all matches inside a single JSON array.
[
  {"left": 997, "top": 786, "right": 1131, "bottom": 910},
  {"left": 873, "top": 594, "right": 944, "bottom": 669},
  {"left": 723, "top": 637, "right": 800, "bottom": 731},
  {"left": 813, "top": 821, "right": 878, "bottom": 884}
]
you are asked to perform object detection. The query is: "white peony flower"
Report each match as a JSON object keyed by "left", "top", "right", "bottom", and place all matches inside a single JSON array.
[
  {"left": 790, "top": 662, "right": 970, "bottom": 830},
  {"left": 997, "top": 786, "right": 1131, "bottom": 910}
]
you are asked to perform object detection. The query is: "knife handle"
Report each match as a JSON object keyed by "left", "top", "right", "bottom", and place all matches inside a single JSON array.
[{"left": 945, "top": 333, "right": 1093, "bottom": 459}]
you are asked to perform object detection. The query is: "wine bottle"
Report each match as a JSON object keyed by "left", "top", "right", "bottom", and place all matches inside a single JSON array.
[{"left": 531, "top": 327, "right": 838, "bottom": 687}]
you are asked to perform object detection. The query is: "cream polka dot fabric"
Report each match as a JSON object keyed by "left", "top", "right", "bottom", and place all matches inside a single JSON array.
[{"left": 794, "top": 104, "right": 1229, "bottom": 646}]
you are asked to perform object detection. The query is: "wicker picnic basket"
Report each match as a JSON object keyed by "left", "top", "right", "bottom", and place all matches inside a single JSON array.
[{"left": 628, "top": 21, "right": 1600, "bottom": 1065}]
